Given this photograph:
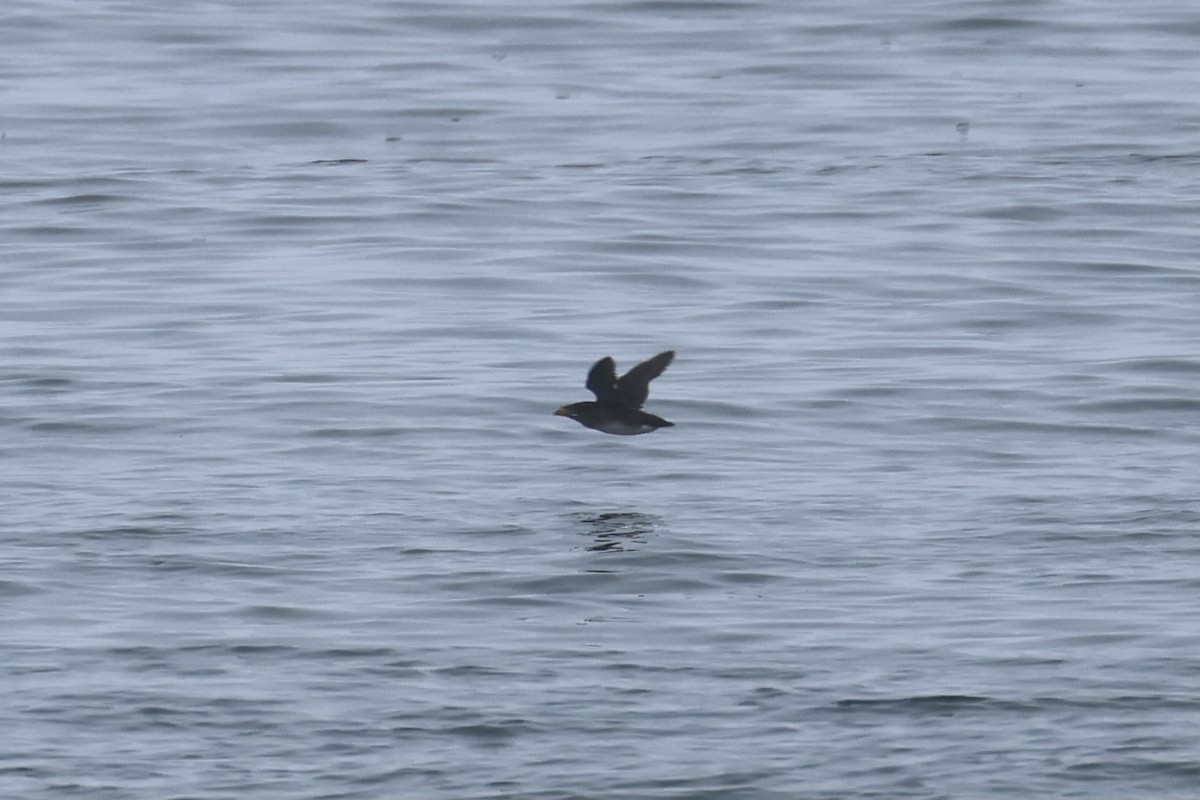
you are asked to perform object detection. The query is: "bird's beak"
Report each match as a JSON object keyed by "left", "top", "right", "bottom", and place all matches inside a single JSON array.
[{"left": 554, "top": 407, "right": 570, "bottom": 417}]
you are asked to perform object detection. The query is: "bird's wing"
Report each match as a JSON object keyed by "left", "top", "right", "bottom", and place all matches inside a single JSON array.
[
  {"left": 585, "top": 356, "right": 620, "bottom": 402},
  {"left": 617, "top": 350, "right": 674, "bottom": 409}
]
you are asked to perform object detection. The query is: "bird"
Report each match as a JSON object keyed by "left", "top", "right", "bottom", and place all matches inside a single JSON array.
[{"left": 554, "top": 350, "right": 675, "bottom": 435}]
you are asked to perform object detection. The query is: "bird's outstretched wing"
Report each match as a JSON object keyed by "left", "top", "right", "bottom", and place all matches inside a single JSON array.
[
  {"left": 585, "top": 356, "right": 620, "bottom": 403},
  {"left": 617, "top": 350, "right": 674, "bottom": 409}
]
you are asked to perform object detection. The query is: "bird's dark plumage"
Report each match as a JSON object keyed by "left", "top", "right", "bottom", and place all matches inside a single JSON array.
[{"left": 555, "top": 350, "right": 675, "bottom": 435}]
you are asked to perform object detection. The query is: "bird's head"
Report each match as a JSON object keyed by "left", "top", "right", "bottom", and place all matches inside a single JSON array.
[{"left": 554, "top": 404, "right": 582, "bottom": 420}]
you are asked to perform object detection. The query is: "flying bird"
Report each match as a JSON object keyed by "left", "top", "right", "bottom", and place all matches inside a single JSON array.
[{"left": 554, "top": 350, "right": 675, "bottom": 435}]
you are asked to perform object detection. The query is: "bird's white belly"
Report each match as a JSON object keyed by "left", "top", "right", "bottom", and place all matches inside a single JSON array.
[{"left": 592, "top": 420, "right": 655, "bottom": 435}]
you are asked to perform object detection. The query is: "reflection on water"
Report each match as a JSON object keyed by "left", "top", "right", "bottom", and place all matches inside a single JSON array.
[{"left": 574, "top": 511, "right": 660, "bottom": 552}]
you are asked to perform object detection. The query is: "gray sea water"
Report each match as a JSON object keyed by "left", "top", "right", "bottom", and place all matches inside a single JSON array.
[{"left": 2, "top": 1, "right": 1198, "bottom": 798}]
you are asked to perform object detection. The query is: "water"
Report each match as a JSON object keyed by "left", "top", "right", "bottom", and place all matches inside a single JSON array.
[{"left": 2, "top": 1, "right": 1197, "bottom": 798}]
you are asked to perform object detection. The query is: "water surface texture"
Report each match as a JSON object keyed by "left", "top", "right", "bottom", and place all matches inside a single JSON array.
[{"left": 2, "top": 1, "right": 1198, "bottom": 798}]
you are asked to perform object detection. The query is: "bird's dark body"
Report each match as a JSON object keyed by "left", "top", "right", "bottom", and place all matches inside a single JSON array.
[{"left": 555, "top": 351, "right": 675, "bottom": 435}]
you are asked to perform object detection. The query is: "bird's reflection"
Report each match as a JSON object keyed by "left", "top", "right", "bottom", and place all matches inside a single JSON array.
[{"left": 574, "top": 511, "right": 660, "bottom": 552}]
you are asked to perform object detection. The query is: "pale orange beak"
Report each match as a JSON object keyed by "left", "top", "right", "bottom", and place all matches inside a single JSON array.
[{"left": 553, "top": 407, "right": 571, "bottom": 417}]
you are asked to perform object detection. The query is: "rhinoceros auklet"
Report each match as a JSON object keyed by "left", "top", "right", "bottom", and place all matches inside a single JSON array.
[{"left": 554, "top": 350, "right": 675, "bottom": 435}]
